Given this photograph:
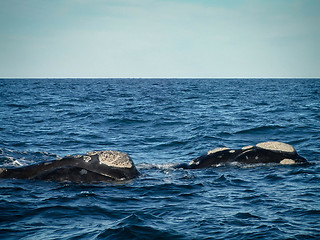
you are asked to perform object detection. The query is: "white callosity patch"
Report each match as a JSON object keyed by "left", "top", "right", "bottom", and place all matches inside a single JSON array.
[
  {"left": 83, "top": 155, "right": 92, "bottom": 162},
  {"left": 242, "top": 145, "right": 254, "bottom": 150},
  {"left": 88, "top": 151, "right": 133, "bottom": 168},
  {"left": 189, "top": 159, "right": 200, "bottom": 165},
  {"left": 280, "top": 159, "right": 296, "bottom": 165},
  {"left": 80, "top": 169, "right": 88, "bottom": 175},
  {"left": 207, "top": 147, "right": 230, "bottom": 155},
  {"left": 256, "top": 142, "right": 296, "bottom": 155},
  {"left": 86, "top": 151, "right": 100, "bottom": 156},
  {"left": 229, "top": 150, "right": 236, "bottom": 153}
]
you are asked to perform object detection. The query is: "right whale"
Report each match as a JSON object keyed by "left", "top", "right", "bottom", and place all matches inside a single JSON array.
[
  {"left": 0, "top": 150, "right": 139, "bottom": 183},
  {"left": 175, "top": 141, "right": 308, "bottom": 169}
]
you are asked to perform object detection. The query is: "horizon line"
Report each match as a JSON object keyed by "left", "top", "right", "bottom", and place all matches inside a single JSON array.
[{"left": 1, "top": 77, "right": 320, "bottom": 80}]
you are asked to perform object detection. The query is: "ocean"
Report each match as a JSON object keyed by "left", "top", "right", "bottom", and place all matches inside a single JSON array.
[{"left": 0, "top": 78, "right": 319, "bottom": 239}]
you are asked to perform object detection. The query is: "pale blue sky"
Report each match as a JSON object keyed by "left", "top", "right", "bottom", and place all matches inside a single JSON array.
[{"left": 0, "top": 0, "right": 319, "bottom": 78}]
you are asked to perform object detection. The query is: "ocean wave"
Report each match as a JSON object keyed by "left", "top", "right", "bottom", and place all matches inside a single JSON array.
[
  {"left": 235, "top": 125, "right": 285, "bottom": 134},
  {"left": 0, "top": 148, "right": 60, "bottom": 167},
  {"left": 136, "top": 163, "right": 177, "bottom": 170}
]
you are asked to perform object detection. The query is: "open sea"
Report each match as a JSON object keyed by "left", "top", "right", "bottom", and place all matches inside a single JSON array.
[{"left": 0, "top": 78, "right": 319, "bottom": 240}]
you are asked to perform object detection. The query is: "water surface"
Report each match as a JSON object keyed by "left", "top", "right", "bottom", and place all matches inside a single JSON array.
[{"left": 0, "top": 78, "right": 319, "bottom": 239}]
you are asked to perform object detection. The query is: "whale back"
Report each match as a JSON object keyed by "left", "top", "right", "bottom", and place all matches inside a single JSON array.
[
  {"left": 0, "top": 150, "right": 139, "bottom": 182},
  {"left": 178, "top": 141, "right": 307, "bottom": 169}
]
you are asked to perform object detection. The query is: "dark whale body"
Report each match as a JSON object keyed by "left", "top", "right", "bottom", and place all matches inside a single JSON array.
[
  {"left": 0, "top": 151, "right": 139, "bottom": 183},
  {"left": 175, "top": 141, "right": 308, "bottom": 169},
  {"left": 0, "top": 142, "right": 308, "bottom": 183}
]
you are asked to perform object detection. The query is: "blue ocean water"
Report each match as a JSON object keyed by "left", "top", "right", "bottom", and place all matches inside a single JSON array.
[{"left": 0, "top": 78, "right": 319, "bottom": 239}]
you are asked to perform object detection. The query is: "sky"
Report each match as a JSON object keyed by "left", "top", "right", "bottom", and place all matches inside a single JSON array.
[{"left": 0, "top": 0, "right": 319, "bottom": 78}]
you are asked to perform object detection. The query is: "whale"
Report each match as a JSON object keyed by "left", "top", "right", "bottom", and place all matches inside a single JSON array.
[
  {"left": 0, "top": 142, "right": 308, "bottom": 183},
  {"left": 174, "top": 141, "right": 308, "bottom": 169},
  {"left": 0, "top": 150, "right": 139, "bottom": 183}
]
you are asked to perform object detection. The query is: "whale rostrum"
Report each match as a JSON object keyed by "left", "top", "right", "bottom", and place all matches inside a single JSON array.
[{"left": 0, "top": 142, "right": 308, "bottom": 183}]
